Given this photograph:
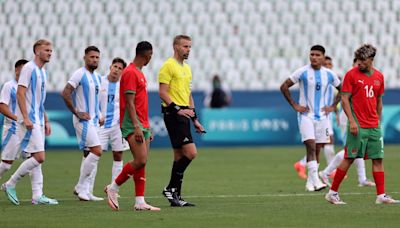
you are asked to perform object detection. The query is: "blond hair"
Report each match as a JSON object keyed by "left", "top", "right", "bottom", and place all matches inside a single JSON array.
[
  {"left": 33, "top": 39, "right": 51, "bottom": 54},
  {"left": 173, "top": 35, "right": 191, "bottom": 46},
  {"left": 354, "top": 44, "right": 376, "bottom": 60}
]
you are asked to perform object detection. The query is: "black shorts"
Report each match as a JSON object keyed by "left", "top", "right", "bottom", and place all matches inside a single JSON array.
[{"left": 163, "top": 112, "right": 193, "bottom": 149}]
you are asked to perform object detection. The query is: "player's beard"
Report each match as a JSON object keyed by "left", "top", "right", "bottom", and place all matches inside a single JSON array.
[{"left": 87, "top": 64, "right": 98, "bottom": 71}]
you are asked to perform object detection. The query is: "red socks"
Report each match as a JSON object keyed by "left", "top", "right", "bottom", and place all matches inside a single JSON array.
[
  {"left": 330, "top": 168, "right": 347, "bottom": 192},
  {"left": 115, "top": 163, "right": 135, "bottom": 186},
  {"left": 113, "top": 163, "right": 146, "bottom": 197},
  {"left": 133, "top": 167, "right": 146, "bottom": 197},
  {"left": 373, "top": 171, "right": 385, "bottom": 195}
]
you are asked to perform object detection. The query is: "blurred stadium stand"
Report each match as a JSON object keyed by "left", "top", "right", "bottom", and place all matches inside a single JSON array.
[{"left": 1, "top": 0, "right": 400, "bottom": 91}]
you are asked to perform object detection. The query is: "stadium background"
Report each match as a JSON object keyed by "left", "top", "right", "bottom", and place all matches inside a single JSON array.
[{"left": 1, "top": 0, "right": 400, "bottom": 149}]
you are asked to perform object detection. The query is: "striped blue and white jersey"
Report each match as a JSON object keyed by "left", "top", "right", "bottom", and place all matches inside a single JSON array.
[
  {"left": 0, "top": 79, "right": 17, "bottom": 131},
  {"left": 68, "top": 67, "right": 102, "bottom": 126},
  {"left": 99, "top": 76, "right": 120, "bottom": 129},
  {"left": 16, "top": 61, "right": 47, "bottom": 125},
  {"left": 289, "top": 65, "right": 340, "bottom": 120}
]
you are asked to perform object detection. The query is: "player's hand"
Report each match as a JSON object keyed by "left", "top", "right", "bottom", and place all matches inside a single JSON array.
[
  {"left": 76, "top": 112, "right": 90, "bottom": 121},
  {"left": 349, "top": 121, "right": 358, "bottom": 136},
  {"left": 193, "top": 119, "right": 206, "bottom": 134},
  {"left": 23, "top": 118, "right": 33, "bottom": 130},
  {"left": 45, "top": 121, "right": 51, "bottom": 136},
  {"left": 321, "top": 105, "right": 336, "bottom": 114},
  {"left": 293, "top": 104, "right": 309, "bottom": 113},
  {"left": 134, "top": 126, "right": 144, "bottom": 143},
  {"left": 177, "top": 109, "right": 195, "bottom": 119},
  {"left": 99, "top": 117, "right": 105, "bottom": 126}
]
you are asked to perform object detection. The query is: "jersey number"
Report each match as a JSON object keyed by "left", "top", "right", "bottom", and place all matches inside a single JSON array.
[
  {"left": 364, "top": 85, "right": 374, "bottom": 98},
  {"left": 108, "top": 95, "right": 115, "bottom": 103}
]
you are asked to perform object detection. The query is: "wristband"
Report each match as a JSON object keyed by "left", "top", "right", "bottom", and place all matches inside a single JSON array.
[
  {"left": 190, "top": 108, "right": 198, "bottom": 121},
  {"left": 168, "top": 102, "right": 181, "bottom": 114}
]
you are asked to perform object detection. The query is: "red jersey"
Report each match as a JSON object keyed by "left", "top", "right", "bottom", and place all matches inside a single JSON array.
[
  {"left": 120, "top": 63, "right": 149, "bottom": 133},
  {"left": 341, "top": 67, "right": 384, "bottom": 128}
]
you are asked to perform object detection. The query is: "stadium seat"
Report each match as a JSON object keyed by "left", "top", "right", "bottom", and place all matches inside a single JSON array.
[{"left": 1, "top": 0, "right": 400, "bottom": 91}]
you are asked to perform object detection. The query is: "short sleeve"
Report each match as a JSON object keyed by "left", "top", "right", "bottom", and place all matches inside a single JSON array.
[
  {"left": 158, "top": 63, "right": 172, "bottom": 85},
  {"left": 289, "top": 67, "right": 306, "bottom": 84},
  {"left": 67, "top": 70, "right": 83, "bottom": 88},
  {"left": 341, "top": 72, "right": 352, "bottom": 95},
  {"left": 18, "top": 64, "right": 32, "bottom": 88},
  {"left": 0, "top": 83, "right": 11, "bottom": 104},
  {"left": 329, "top": 71, "right": 341, "bottom": 87},
  {"left": 122, "top": 70, "right": 137, "bottom": 94}
]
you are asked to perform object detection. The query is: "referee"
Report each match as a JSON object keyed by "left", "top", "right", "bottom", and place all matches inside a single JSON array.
[{"left": 158, "top": 35, "right": 205, "bottom": 207}]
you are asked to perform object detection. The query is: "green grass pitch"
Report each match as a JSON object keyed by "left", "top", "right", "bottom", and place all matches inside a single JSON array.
[{"left": 0, "top": 145, "right": 399, "bottom": 227}]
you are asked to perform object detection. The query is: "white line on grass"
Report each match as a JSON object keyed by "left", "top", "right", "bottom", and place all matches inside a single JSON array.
[{"left": 1, "top": 191, "right": 399, "bottom": 203}]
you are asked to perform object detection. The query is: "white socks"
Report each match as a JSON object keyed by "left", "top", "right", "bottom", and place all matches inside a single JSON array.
[
  {"left": 110, "top": 180, "right": 120, "bottom": 191},
  {"left": 0, "top": 162, "right": 12, "bottom": 179},
  {"left": 323, "top": 150, "right": 345, "bottom": 175},
  {"left": 111, "top": 160, "right": 123, "bottom": 183},
  {"left": 135, "top": 196, "right": 145, "bottom": 205},
  {"left": 307, "top": 160, "right": 319, "bottom": 183},
  {"left": 354, "top": 158, "right": 367, "bottom": 183},
  {"left": 88, "top": 163, "right": 98, "bottom": 194},
  {"left": 30, "top": 164, "right": 43, "bottom": 200},
  {"left": 299, "top": 156, "right": 307, "bottom": 166},
  {"left": 76, "top": 153, "right": 99, "bottom": 193},
  {"left": 7, "top": 157, "right": 40, "bottom": 187},
  {"left": 323, "top": 144, "right": 335, "bottom": 164}
]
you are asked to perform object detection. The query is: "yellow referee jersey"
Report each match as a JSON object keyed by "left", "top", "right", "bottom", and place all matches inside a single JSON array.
[{"left": 158, "top": 57, "right": 192, "bottom": 107}]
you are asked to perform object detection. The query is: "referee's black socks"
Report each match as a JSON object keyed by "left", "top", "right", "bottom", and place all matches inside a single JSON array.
[{"left": 167, "top": 156, "right": 192, "bottom": 194}]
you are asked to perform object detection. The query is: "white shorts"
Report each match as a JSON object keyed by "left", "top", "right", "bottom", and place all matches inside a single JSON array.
[
  {"left": 298, "top": 115, "right": 330, "bottom": 143},
  {"left": 18, "top": 123, "right": 45, "bottom": 153},
  {"left": 98, "top": 125, "right": 129, "bottom": 151},
  {"left": 1, "top": 127, "right": 22, "bottom": 160},
  {"left": 73, "top": 118, "right": 100, "bottom": 150},
  {"left": 327, "top": 118, "right": 334, "bottom": 136}
]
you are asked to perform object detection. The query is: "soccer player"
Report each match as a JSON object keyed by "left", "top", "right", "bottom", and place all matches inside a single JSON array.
[
  {"left": 293, "top": 56, "right": 337, "bottom": 180},
  {"left": 0, "top": 59, "right": 28, "bottom": 179},
  {"left": 280, "top": 45, "right": 341, "bottom": 192},
  {"left": 61, "top": 46, "right": 103, "bottom": 201},
  {"left": 1, "top": 40, "right": 58, "bottom": 205},
  {"left": 158, "top": 35, "right": 205, "bottom": 207},
  {"left": 98, "top": 58, "right": 128, "bottom": 191},
  {"left": 105, "top": 41, "right": 160, "bottom": 211},
  {"left": 325, "top": 44, "right": 398, "bottom": 204},
  {"left": 319, "top": 58, "right": 375, "bottom": 187}
]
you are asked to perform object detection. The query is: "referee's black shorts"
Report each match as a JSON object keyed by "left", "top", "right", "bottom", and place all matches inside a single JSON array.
[{"left": 163, "top": 112, "right": 193, "bottom": 149}]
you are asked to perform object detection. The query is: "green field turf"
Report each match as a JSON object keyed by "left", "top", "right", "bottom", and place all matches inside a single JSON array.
[{"left": 1, "top": 145, "right": 400, "bottom": 228}]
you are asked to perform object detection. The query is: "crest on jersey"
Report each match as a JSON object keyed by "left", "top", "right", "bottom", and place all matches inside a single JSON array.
[{"left": 374, "top": 80, "right": 380, "bottom": 86}]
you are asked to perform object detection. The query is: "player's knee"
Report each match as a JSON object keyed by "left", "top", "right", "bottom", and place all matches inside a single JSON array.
[
  {"left": 112, "top": 151, "right": 123, "bottom": 161},
  {"left": 134, "top": 158, "right": 147, "bottom": 168},
  {"left": 186, "top": 150, "right": 197, "bottom": 160}
]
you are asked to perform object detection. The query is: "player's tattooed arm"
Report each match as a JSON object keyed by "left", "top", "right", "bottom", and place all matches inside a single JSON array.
[{"left": 61, "top": 83, "right": 90, "bottom": 120}]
